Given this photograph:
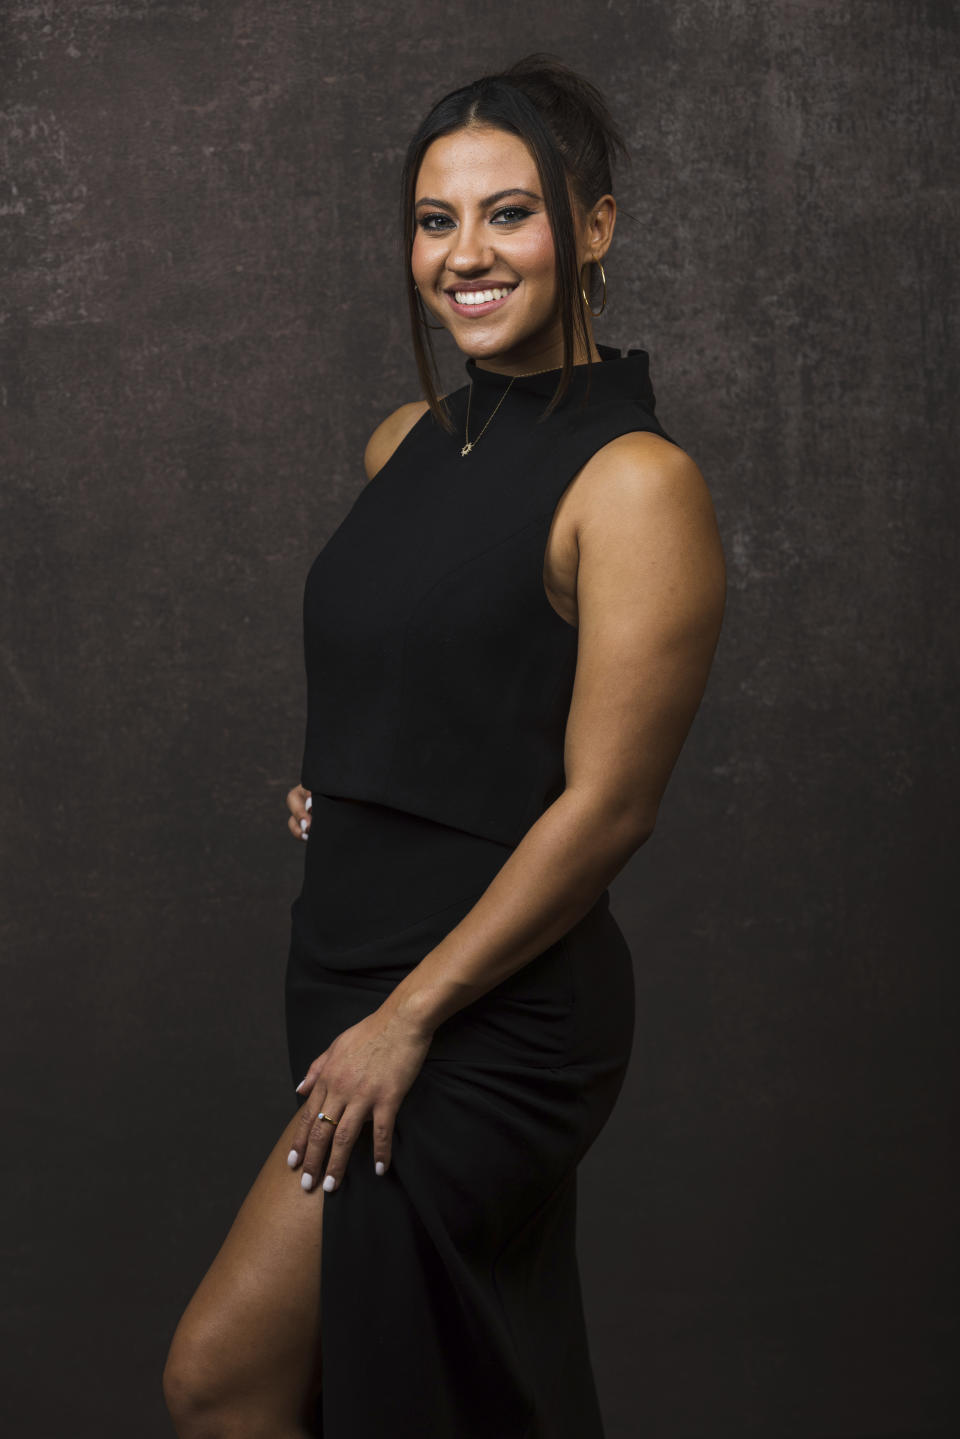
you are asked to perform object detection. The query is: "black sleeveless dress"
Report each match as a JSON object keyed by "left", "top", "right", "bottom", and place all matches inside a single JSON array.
[{"left": 285, "top": 343, "right": 678, "bottom": 1438}]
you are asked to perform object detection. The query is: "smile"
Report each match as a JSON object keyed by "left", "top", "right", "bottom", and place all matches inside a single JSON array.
[{"left": 445, "top": 284, "right": 518, "bottom": 316}]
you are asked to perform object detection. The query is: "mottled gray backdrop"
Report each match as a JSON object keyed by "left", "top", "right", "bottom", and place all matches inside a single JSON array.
[{"left": 2, "top": 2, "right": 957, "bottom": 1436}]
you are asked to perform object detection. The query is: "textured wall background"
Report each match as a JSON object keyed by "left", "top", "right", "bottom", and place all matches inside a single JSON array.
[{"left": 2, "top": 2, "right": 957, "bottom": 1435}]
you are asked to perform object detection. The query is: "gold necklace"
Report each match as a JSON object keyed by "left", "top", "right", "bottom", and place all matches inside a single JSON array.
[
  {"left": 460, "top": 364, "right": 559, "bottom": 458},
  {"left": 461, "top": 374, "right": 515, "bottom": 456}
]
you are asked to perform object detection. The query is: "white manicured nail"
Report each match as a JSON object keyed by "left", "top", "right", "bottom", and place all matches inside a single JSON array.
[
  {"left": 375, "top": 1161, "right": 385, "bottom": 1176},
  {"left": 287, "top": 1148, "right": 299, "bottom": 1167},
  {"left": 300, "top": 817, "right": 309, "bottom": 831},
  {"left": 322, "top": 1174, "right": 337, "bottom": 1192},
  {"left": 305, "top": 796, "right": 312, "bottom": 810},
  {"left": 301, "top": 1172, "right": 314, "bottom": 1190}
]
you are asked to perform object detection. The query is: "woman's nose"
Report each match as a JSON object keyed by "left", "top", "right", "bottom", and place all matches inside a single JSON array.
[{"left": 448, "top": 224, "right": 494, "bottom": 271}]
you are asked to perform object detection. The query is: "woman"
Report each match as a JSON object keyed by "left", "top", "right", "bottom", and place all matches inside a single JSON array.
[{"left": 163, "top": 54, "right": 725, "bottom": 1439}]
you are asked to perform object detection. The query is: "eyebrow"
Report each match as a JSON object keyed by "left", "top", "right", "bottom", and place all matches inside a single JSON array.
[{"left": 414, "top": 188, "right": 543, "bottom": 211}]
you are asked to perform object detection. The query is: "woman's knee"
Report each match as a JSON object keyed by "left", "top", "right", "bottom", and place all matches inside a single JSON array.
[
  {"left": 161, "top": 1319, "right": 240, "bottom": 1434},
  {"left": 162, "top": 1315, "right": 318, "bottom": 1437},
  {"left": 161, "top": 1114, "right": 324, "bottom": 1434}
]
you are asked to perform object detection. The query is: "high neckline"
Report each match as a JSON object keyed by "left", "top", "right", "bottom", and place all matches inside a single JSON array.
[{"left": 464, "top": 343, "right": 658, "bottom": 412}]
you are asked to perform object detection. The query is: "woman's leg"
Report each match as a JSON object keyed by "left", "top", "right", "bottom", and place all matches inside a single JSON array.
[{"left": 162, "top": 1105, "right": 325, "bottom": 1438}]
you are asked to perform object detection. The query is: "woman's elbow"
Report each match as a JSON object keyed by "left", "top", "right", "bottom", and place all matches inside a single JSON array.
[{"left": 564, "top": 785, "right": 657, "bottom": 856}]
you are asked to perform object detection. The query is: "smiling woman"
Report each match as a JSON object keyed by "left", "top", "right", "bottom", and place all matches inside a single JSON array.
[
  {"left": 403, "top": 68, "right": 626, "bottom": 417},
  {"left": 162, "top": 52, "right": 725, "bottom": 1439},
  {"left": 415, "top": 185, "right": 537, "bottom": 314}
]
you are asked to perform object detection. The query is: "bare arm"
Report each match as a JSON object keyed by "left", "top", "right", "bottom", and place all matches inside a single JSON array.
[{"left": 381, "top": 430, "right": 727, "bottom": 1036}]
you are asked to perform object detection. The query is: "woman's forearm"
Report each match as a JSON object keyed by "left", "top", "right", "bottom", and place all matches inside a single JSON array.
[{"left": 379, "top": 789, "right": 654, "bottom": 1038}]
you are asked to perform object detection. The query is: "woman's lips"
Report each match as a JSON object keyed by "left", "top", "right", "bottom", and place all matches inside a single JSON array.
[{"left": 444, "top": 284, "right": 518, "bottom": 318}]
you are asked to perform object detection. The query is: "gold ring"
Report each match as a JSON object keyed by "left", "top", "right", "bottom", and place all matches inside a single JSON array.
[{"left": 315, "top": 1111, "right": 338, "bottom": 1128}]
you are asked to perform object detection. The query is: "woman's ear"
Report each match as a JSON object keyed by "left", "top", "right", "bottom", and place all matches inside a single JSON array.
[
  {"left": 588, "top": 193, "right": 616, "bottom": 260},
  {"left": 577, "top": 193, "right": 616, "bottom": 268}
]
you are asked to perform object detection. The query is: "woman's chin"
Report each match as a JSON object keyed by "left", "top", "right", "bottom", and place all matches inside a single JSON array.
[
  {"left": 451, "top": 323, "right": 515, "bottom": 353},
  {"left": 454, "top": 322, "right": 552, "bottom": 365}
]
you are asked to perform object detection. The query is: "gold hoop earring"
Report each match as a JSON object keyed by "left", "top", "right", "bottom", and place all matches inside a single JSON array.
[{"left": 580, "top": 260, "right": 607, "bottom": 317}]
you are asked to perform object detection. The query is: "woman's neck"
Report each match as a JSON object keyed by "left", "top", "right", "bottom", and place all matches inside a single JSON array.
[{"left": 472, "top": 334, "right": 603, "bottom": 377}]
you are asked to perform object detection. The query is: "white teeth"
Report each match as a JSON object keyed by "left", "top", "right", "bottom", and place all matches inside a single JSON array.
[{"left": 453, "top": 286, "right": 514, "bottom": 305}]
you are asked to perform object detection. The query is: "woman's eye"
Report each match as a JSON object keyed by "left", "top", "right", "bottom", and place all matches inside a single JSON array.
[
  {"left": 417, "top": 205, "right": 533, "bottom": 233},
  {"left": 418, "top": 213, "right": 453, "bottom": 232}
]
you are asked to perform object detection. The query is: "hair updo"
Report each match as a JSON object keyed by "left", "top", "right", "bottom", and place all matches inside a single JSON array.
[{"left": 399, "top": 53, "right": 630, "bottom": 431}]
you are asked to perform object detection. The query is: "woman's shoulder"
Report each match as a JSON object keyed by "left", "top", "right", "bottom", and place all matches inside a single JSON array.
[
  {"left": 363, "top": 399, "right": 432, "bottom": 480},
  {"left": 578, "top": 430, "right": 712, "bottom": 512},
  {"left": 566, "top": 429, "right": 722, "bottom": 565}
]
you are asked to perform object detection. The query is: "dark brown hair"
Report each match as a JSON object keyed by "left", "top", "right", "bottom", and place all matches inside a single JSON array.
[{"left": 399, "top": 54, "right": 630, "bottom": 432}]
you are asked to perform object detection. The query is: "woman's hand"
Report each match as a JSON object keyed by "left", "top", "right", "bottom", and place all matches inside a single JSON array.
[
  {"left": 286, "top": 784, "right": 312, "bottom": 842},
  {"left": 286, "top": 1005, "right": 433, "bottom": 1192}
]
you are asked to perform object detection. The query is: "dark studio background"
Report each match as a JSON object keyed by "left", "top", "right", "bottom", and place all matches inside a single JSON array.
[{"left": 1, "top": 3, "right": 957, "bottom": 1436}]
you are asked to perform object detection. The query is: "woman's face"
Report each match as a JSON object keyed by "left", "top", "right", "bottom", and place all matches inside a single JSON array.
[{"left": 411, "top": 124, "right": 590, "bottom": 372}]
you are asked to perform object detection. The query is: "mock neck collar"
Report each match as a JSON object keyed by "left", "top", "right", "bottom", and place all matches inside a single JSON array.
[{"left": 464, "top": 343, "right": 658, "bottom": 412}]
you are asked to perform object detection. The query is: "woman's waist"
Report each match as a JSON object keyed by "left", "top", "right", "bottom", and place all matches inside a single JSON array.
[
  {"left": 290, "top": 883, "right": 494, "bottom": 978},
  {"left": 286, "top": 887, "right": 630, "bottom": 1072},
  {"left": 293, "top": 791, "right": 618, "bottom": 977},
  {"left": 295, "top": 791, "right": 514, "bottom": 962}
]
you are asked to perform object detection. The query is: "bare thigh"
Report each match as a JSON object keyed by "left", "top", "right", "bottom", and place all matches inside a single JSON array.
[{"left": 162, "top": 1105, "right": 325, "bottom": 1431}]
